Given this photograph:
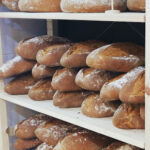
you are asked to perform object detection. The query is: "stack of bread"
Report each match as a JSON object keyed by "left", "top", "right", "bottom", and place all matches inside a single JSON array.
[{"left": 8, "top": 113, "right": 141, "bottom": 150}]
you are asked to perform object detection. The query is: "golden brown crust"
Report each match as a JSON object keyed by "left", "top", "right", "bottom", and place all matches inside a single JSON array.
[
  {"left": 81, "top": 94, "right": 120, "bottom": 118},
  {"left": 4, "top": 73, "right": 36, "bottom": 95},
  {"left": 127, "top": 0, "right": 145, "bottom": 11},
  {"left": 140, "top": 105, "right": 145, "bottom": 121},
  {"left": 28, "top": 78, "right": 55, "bottom": 101},
  {"left": 36, "top": 44, "right": 70, "bottom": 67},
  {"left": 53, "top": 91, "right": 92, "bottom": 108},
  {"left": 112, "top": 103, "right": 145, "bottom": 129},
  {"left": 36, "top": 143, "right": 54, "bottom": 150},
  {"left": 86, "top": 43, "right": 145, "bottom": 72},
  {"left": 0, "top": 56, "right": 36, "bottom": 78},
  {"left": 2, "top": 0, "right": 19, "bottom": 11},
  {"left": 60, "top": 41, "right": 105, "bottom": 68},
  {"left": 51, "top": 68, "right": 81, "bottom": 92}
]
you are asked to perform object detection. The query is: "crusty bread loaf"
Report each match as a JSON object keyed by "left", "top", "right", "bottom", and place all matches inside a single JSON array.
[
  {"left": 127, "top": 0, "right": 145, "bottom": 11},
  {"left": 81, "top": 94, "right": 120, "bottom": 118},
  {"left": 60, "top": 41, "right": 105, "bottom": 68},
  {"left": 86, "top": 43, "right": 145, "bottom": 72},
  {"left": 18, "top": 0, "right": 61, "bottom": 12},
  {"left": 16, "top": 36, "right": 69, "bottom": 60},
  {"left": 119, "top": 71, "right": 145, "bottom": 104},
  {"left": 100, "top": 66, "right": 145, "bottom": 101},
  {"left": 36, "top": 143, "right": 54, "bottom": 150},
  {"left": 28, "top": 78, "right": 55, "bottom": 101},
  {"left": 15, "top": 114, "right": 52, "bottom": 139},
  {"left": 4, "top": 73, "right": 36, "bottom": 95},
  {"left": 53, "top": 91, "right": 92, "bottom": 108},
  {"left": 53, "top": 131, "right": 112, "bottom": 150},
  {"left": 75, "top": 68, "right": 117, "bottom": 91},
  {"left": 51, "top": 68, "right": 81, "bottom": 92},
  {"left": 0, "top": 56, "right": 36, "bottom": 78},
  {"left": 61, "top": 0, "right": 127, "bottom": 13},
  {"left": 140, "top": 105, "right": 145, "bottom": 120},
  {"left": 32, "top": 63, "right": 56, "bottom": 80},
  {"left": 36, "top": 44, "right": 70, "bottom": 67},
  {"left": 14, "top": 138, "right": 42, "bottom": 150},
  {"left": 2, "top": 0, "right": 19, "bottom": 11},
  {"left": 112, "top": 103, "right": 145, "bottom": 129}
]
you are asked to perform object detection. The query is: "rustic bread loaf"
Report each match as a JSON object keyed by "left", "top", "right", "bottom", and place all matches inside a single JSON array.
[
  {"left": 61, "top": 0, "right": 127, "bottom": 13},
  {"left": 86, "top": 43, "right": 145, "bottom": 72},
  {"left": 32, "top": 63, "right": 56, "bottom": 80},
  {"left": 127, "top": 0, "right": 145, "bottom": 11},
  {"left": 140, "top": 105, "right": 145, "bottom": 120},
  {"left": 36, "top": 143, "right": 54, "bottom": 150},
  {"left": 36, "top": 44, "right": 70, "bottom": 67},
  {"left": 2, "top": 0, "right": 19, "bottom": 11},
  {"left": 4, "top": 73, "right": 36, "bottom": 95},
  {"left": 112, "top": 103, "right": 145, "bottom": 129},
  {"left": 81, "top": 94, "right": 120, "bottom": 118},
  {"left": 52, "top": 68, "right": 81, "bottom": 92},
  {"left": 53, "top": 91, "right": 92, "bottom": 108},
  {"left": 60, "top": 41, "right": 105, "bottom": 68},
  {"left": 100, "top": 66, "right": 145, "bottom": 101},
  {"left": 15, "top": 36, "right": 69, "bottom": 60},
  {"left": 75, "top": 68, "right": 117, "bottom": 91},
  {"left": 119, "top": 71, "right": 145, "bottom": 104},
  {"left": 28, "top": 78, "right": 55, "bottom": 101},
  {"left": 0, "top": 56, "right": 36, "bottom": 78}
]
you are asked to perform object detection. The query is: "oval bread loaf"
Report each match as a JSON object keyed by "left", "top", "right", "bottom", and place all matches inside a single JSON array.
[{"left": 127, "top": 0, "right": 145, "bottom": 11}]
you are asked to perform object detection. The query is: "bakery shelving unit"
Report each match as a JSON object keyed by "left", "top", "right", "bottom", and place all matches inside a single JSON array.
[{"left": 0, "top": 2, "right": 148, "bottom": 150}]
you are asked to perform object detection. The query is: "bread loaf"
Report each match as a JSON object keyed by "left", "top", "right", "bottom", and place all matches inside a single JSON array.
[
  {"left": 119, "top": 71, "right": 145, "bottom": 104},
  {"left": 36, "top": 143, "right": 54, "bottom": 150},
  {"left": 82, "top": 94, "right": 120, "bottom": 118},
  {"left": 53, "top": 91, "right": 92, "bottom": 108},
  {"left": 100, "top": 67, "right": 145, "bottom": 101},
  {"left": 32, "top": 63, "right": 56, "bottom": 80},
  {"left": 75, "top": 68, "right": 117, "bottom": 91},
  {"left": 36, "top": 44, "right": 70, "bottom": 67},
  {"left": 127, "top": 0, "right": 145, "bottom": 11},
  {"left": 16, "top": 36, "right": 70, "bottom": 60},
  {"left": 4, "top": 73, "right": 36, "bottom": 95},
  {"left": 112, "top": 103, "right": 145, "bottom": 129},
  {"left": 0, "top": 56, "right": 36, "bottom": 78},
  {"left": 2, "top": 0, "right": 19, "bottom": 11},
  {"left": 61, "top": 0, "right": 127, "bottom": 13},
  {"left": 28, "top": 78, "right": 55, "bottom": 101},
  {"left": 51, "top": 68, "right": 81, "bottom": 92},
  {"left": 140, "top": 105, "right": 145, "bottom": 120},
  {"left": 60, "top": 41, "right": 105, "bottom": 68},
  {"left": 86, "top": 43, "right": 145, "bottom": 72},
  {"left": 19, "top": 0, "right": 61, "bottom": 12}
]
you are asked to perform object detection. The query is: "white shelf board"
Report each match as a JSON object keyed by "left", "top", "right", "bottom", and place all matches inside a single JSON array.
[
  {"left": 0, "top": 12, "right": 145, "bottom": 23},
  {"left": 0, "top": 90, "right": 145, "bottom": 148}
]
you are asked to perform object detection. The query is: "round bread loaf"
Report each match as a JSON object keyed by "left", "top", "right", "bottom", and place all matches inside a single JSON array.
[
  {"left": 18, "top": 0, "right": 61, "bottom": 12},
  {"left": 51, "top": 68, "right": 81, "bottom": 91},
  {"left": 81, "top": 94, "right": 120, "bottom": 118},
  {"left": 36, "top": 143, "right": 54, "bottom": 150},
  {"left": 60, "top": 41, "right": 105, "bottom": 68},
  {"left": 112, "top": 103, "right": 145, "bottom": 129},
  {"left": 127, "top": 0, "right": 145, "bottom": 11},
  {"left": 61, "top": 0, "right": 127, "bottom": 13},
  {"left": 140, "top": 105, "right": 145, "bottom": 120},
  {"left": 2, "top": 0, "right": 19, "bottom": 11},
  {"left": 86, "top": 43, "right": 145, "bottom": 72}
]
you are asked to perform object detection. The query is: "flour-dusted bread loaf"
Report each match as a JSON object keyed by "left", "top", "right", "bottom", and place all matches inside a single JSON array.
[
  {"left": 0, "top": 56, "right": 36, "bottom": 78},
  {"left": 36, "top": 44, "right": 70, "bottom": 67},
  {"left": 32, "top": 63, "right": 56, "bottom": 80},
  {"left": 53, "top": 131, "right": 112, "bottom": 150},
  {"left": 18, "top": 0, "right": 61, "bottom": 12},
  {"left": 16, "top": 36, "right": 70, "bottom": 60},
  {"left": 28, "top": 78, "right": 55, "bottom": 101},
  {"left": 53, "top": 91, "right": 92, "bottom": 108},
  {"left": 119, "top": 70, "right": 145, "bottom": 104},
  {"left": 36, "top": 143, "right": 54, "bottom": 150},
  {"left": 60, "top": 41, "right": 105, "bottom": 68},
  {"left": 82, "top": 94, "right": 120, "bottom": 118},
  {"left": 14, "top": 138, "right": 42, "bottom": 150},
  {"left": 112, "top": 103, "right": 145, "bottom": 129},
  {"left": 51, "top": 68, "right": 81, "bottom": 92},
  {"left": 4, "top": 73, "right": 36, "bottom": 95},
  {"left": 75, "top": 68, "right": 117, "bottom": 91},
  {"left": 61, "top": 0, "right": 127, "bottom": 13},
  {"left": 127, "top": 0, "right": 145, "bottom": 11},
  {"left": 140, "top": 105, "right": 145, "bottom": 120},
  {"left": 100, "top": 66, "right": 145, "bottom": 101},
  {"left": 86, "top": 43, "right": 145, "bottom": 72},
  {"left": 2, "top": 0, "right": 19, "bottom": 11}
]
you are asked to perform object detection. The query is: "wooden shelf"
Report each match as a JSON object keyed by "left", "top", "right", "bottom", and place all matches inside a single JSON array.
[
  {"left": 0, "top": 90, "right": 145, "bottom": 149},
  {"left": 0, "top": 12, "right": 145, "bottom": 23}
]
